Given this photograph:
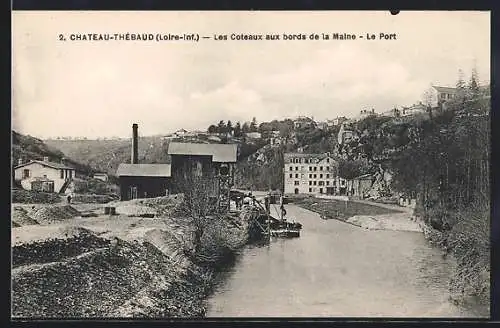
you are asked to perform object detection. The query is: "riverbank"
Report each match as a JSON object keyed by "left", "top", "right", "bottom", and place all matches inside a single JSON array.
[
  {"left": 293, "top": 197, "right": 421, "bottom": 232},
  {"left": 11, "top": 195, "right": 253, "bottom": 318},
  {"left": 418, "top": 203, "right": 490, "bottom": 314}
]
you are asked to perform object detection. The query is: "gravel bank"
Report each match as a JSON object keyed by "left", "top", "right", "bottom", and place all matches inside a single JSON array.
[{"left": 11, "top": 195, "right": 252, "bottom": 318}]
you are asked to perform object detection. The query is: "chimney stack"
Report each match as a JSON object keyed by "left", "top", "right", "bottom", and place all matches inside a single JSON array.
[
  {"left": 18, "top": 158, "right": 23, "bottom": 165},
  {"left": 43, "top": 156, "right": 49, "bottom": 162},
  {"left": 131, "top": 123, "right": 138, "bottom": 164}
]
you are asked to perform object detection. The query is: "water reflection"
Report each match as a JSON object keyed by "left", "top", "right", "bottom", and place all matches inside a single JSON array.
[{"left": 207, "top": 205, "right": 487, "bottom": 318}]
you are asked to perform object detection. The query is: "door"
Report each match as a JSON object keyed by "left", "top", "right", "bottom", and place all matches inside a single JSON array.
[
  {"left": 129, "top": 186, "right": 138, "bottom": 200},
  {"left": 294, "top": 188, "right": 299, "bottom": 194}
]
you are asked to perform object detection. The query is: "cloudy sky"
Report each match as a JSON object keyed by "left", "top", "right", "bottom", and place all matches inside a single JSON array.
[{"left": 12, "top": 11, "right": 490, "bottom": 138}]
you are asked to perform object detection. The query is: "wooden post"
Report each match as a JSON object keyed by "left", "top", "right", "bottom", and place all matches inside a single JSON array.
[{"left": 266, "top": 195, "right": 271, "bottom": 243}]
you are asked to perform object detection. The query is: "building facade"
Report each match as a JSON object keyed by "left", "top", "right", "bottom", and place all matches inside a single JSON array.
[
  {"left": 168, "top": 142, "right": 238, "bottom": 212},
  {"left": 425, "top": 85, "right": 457, "bottom": 108},
  {"left": 283, "top": 153, "right": 347, "bottom": 195},
  {"left": 14, "top": 157, "right": 75, "bottom": 193},
  {"left": 117, "top": 164, "right": 172, "bottom": 200}
]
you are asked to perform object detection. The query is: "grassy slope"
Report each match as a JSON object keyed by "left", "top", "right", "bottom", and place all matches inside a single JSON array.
[{"left": 45, "top": 136, "right": 170, "bottom": 176}]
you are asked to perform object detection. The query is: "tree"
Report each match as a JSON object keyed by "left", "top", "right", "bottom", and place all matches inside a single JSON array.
[
  {"left": 233, "top": 122, "right": 242, "bottom": 137},
  {"left": 226, "top": 120, "right": 233, "bottom": 135},
  {"left": 175, "top": 172, "right": 217, "bottom": 254},
  {"left": 242, "top": 122, "right": 250, "bottom": 134},
  {"left": 250, "top": 117, "right": 258, "bottom": 132},
  {"left": 217, "top": 120, "right": 226, "bottom": 134},
  {"left": 456, "top": 69, "right": 467, "bottom": 103},
  {"left": 279, "top": 124, "right": 291, "bottom": 138},
  {"left": 207, "top": 125, "right": 217, "bottom": 134}
]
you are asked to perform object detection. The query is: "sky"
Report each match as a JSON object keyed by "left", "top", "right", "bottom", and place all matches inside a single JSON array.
[{"left": 12, "top": 11, "right": 490, "bottom": 139}]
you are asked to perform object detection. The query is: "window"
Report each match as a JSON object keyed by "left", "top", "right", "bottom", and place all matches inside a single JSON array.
[
  {"left": 319, "top": 181, "right": 324, "bottom": 186},
  {"left": 314, "top": 167, "right": 317, "bottom": 171},
  {"left": 326, "top": 167, "right": 330, "bottom": 171},
  {"left": 289, "top": 166, "right": 293, "bottom": 171},
  {"left": 326, "top": 181, "right": 330, "bottom": 186},
  {"left": 301, "top": 174, "right": 304, "bottom": 178},
  {"left": 295, "top": 167, "right": 299, "bottom": 171},
  {"left": 320, "top": 174, "right": 323, "bottom": 178},
  {"left": 43, "top": 174, "right": 47, "bottom": 178},
  {"left": 23, "top": 169, "right": 30, "bottom": 179},
  {"left": 309, "top": 188, "right": 312, "bottom": 192},
  {"left": 69, "top": 170, "right": 73, "bottom": 179},
  {"left": 289, "top": 174, "right": 293, "bottom": 178},
  {"left": 309, "top": 181, "right": 312, "bottom": 185},
  {"left": 320, "top": 166, "right": 323, "bottom": 171},
  {"left": 326, "top": 158, "right": 329, "bottom": 163},
  {"left": 309, "top": 174, "right": 312, "bottom": 178},
  {"left": 319, "top": 188, "right": 323, "bottom": 194},
  {"left": 313, "top": 181, "right": 317, "bottom": 186},
  {"left": 326, "top": 174, "right": 330, "bottom": 179},
  {"left": 309, "top": 167, "right": 312, "bottom": 171},
  {"left": 294, "top": 181, "right": 299, "bottom": 186},
  {"left": 314, "top": 174, "right": 317, "bottom": 178},
  {"left": 60, "top": 169, "right": 64, "bottom": 179},
  {"left": 295, "top": 174, "right": 299, "bottom": 178}
]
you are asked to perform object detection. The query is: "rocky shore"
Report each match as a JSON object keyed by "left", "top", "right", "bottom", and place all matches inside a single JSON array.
[{"left": 11, "top": 195, "right": 253, "bottom": 318}]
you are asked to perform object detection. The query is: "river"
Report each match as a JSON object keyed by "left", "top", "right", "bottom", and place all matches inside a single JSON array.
[{"left": 206, "top": 204, "right": 488, "bottom": 318}]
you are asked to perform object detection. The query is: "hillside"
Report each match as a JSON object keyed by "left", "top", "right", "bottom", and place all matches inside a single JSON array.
[
  {"left": 12, "top": 131, "right": 94, "bottom": 176},
  {"left": 45, "top": 136, "right": 170, "bottom": 176}
]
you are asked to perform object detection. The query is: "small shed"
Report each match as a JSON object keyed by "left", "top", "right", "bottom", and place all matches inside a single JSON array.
[{"left": 116, "top": 164, "right": 172, "bottom": 201}]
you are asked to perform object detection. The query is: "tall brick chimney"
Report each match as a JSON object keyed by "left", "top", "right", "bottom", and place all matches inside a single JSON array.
[{"left": 131, "top": 123, "right": 138, "bottom": 164}]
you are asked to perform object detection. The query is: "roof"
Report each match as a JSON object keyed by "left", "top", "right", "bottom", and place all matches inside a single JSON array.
[
  {"left": 354, "top": 173, "right": 373, "bottom": 180},
  {"left": 284, "top": 152, "right": 328, "bottom": 158},
  {"left": 14, "top": 160, "right": 75, "bottom": 170},
  {"left": 432, "top": 86, "right": 457, "bottom": 94},
  {"left": 167, "top": 142, "right": 238, "bottom": 163},
  {"left": 116, "top": 164, "right": 171, "bottom": 177},
  {"left": 284, "top": 153, "right": 335, "bottom": 163}
]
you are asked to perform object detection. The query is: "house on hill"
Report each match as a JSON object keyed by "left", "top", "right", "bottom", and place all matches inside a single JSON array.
[
  {"left": 14, "top": 157, "right": 75, "bottom": 193},
  {"left": 337, "top": 122, "right": 357, "bottom": 145},
  {"left": 293, "top": 116, "right": 316, "bottom": 129},
  {"left": 244, "top": 132, "right": 262, "bottom": 139},
  {"left": 424, "top": 85, "right": 457, "bottom": 109},
  {"left": 401, "top": 102, "right": 428, "bottom": 117}
]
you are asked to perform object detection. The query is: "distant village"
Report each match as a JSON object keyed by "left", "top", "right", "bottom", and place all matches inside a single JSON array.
[{"left": 13, "top": 83, "right": 489, "bottom": 208}]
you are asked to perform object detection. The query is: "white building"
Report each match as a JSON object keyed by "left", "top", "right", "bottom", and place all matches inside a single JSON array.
[
  {"left": 93, "top": 172, "right": 109, "bottom": 182},
  {"left": 401, "top": 102, "right": 428, "bottom": 117},
  {"left": 14, "top": 157, "right": 75, "bottom": 193},
  {"left": 245, "top": 132, "right": 262, "bottom": 139},
  {"left": 283, "top": 153, "right": 347, "bottom": 195},
  {"left": 424, "top": 86, "right": 457, "bottom": 108},
  {"left": 337, "top": 122, "right": 357, "bottom": 145}
]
